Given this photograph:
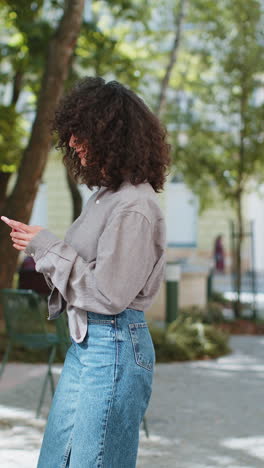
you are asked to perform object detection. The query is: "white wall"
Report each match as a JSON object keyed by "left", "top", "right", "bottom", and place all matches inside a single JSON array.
[
  {"left": 28, "top": 181, "right": 97, "bottom": 229},
  {"left": 165, "top": 181, "right": 198, "bottom": 248},
  {"left": 247, "top": 186, "right": 264, "bottom": 273},
  {"left": 78, "top": 184, "right": 98, "bottom": 205},
  {"left": 29, "top": 182, "right": 48, "bottom": 228}
]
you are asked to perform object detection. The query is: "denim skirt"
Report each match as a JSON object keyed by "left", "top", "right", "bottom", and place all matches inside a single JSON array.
[{"left": 37, "top": 308, "right": 156, "bottom": 468}]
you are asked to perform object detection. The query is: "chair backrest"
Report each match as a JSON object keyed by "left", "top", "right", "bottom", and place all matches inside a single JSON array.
[
  {"left": 55, "top": 313, "right": 71, "bottom": 357},
  {"left": 55, "top": 313, "right": 70, "bottom": 343},
  {"left": 0, "top": 288, "right": 48, "bottom": 338}
]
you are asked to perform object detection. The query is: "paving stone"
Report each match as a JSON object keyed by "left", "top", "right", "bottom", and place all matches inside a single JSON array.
[{"left": 0, "top": 336, "right": 264, "bottom": 467}]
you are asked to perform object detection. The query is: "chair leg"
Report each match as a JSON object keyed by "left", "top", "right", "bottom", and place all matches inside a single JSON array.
[
  {"left": 0, "top": 342, "right": 12, "bottom": 378},
  {"left": 142, "top": 415, "right": 149, "bottom": 438},
  {"left": 36, "top": 345, "right": 57, "bottom": 419},
  {"left": 49, "top": 369, "right": 55, "bottom": 396}
]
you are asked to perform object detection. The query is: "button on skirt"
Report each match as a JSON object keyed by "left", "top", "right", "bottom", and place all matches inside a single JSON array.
[{"left": 37, "top": 307, "right": 156, "bottom": 468}]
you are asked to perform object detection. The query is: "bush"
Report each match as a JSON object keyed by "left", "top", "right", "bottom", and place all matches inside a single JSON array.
[
  {"left": 148, "top": 310, "right": 230, "bottom": 363},
  {"left": 210, "top": 290, "right": 231, "bottom": 306},
  {"left": 209, "top": 290, "right": 251, "bottom": 311},
  {"left": 175, "top": 303, "right": 225, "bottom": 325},
  {"left": 206, "top": 302, "right": 225, "bottom": 323}
]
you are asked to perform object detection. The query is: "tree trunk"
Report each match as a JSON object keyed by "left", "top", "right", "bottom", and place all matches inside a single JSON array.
[
  {"left": 0, "top": 172, "right": 11, "bottom": 212},
  {"left": 66, "top": 169, "right": 83, "bottom": 222},
  {"left": 0, "top": 72, "right": 24, "bottom": 201},
  {"left": 234, "top": 192, "right": 243, "bottom": 318},
  {"left": 11, "top": 70, "right": 23, "bottom": 106},
  {"left": 233, "top": 87, "right": 247, "bottom": 318},
  {"left": 0, "top": 0, "right": 84, "bottom": 291},
  {"left": 156, "top": 0, "right": 187, "bottom": 117}
]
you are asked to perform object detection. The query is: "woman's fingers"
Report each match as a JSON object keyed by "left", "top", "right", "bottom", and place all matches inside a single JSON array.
[
  {"left": 10, "top": 230, "right": 31, "bottom": 249},
  {"left": 12, "top": 239, "right": 28, "bottom": 247},
  {"left": 10, "top": 231, "right": 31, "bottom": 241},
  {"left": 1, "top": 216, "right": 30, "bottom": 232},
  {"left": 13, "top": 243, "right": 26, "bottom": 251},
  {"left": 1, "top": 216, "right": 43, "bottom": 253}
]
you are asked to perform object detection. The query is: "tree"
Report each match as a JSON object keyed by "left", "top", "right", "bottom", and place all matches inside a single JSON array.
[
  {"left": 0, "top": 0, "right": 53, "bottom": 208},
  {"left": 169, "top": 0, "right": 264, "bottom": 317},
  {"left": 0, "top": 0, "right": 85, "bottom": 290},
  {"left": 64, "top": 0, "right": 153, "bottom": 220},
  {"left": 0, "top": 0, "right": 154, "bottom": 224},
  {"left": 155, "top": 0, "right": 187, "bottom": 117}
]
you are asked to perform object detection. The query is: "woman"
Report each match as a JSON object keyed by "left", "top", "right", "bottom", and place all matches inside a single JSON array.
[
  {"left": 1, "top": 76, "right": 171, "bottom": 468},
  {"left": 214, "top": 234, "right": 225, "bottom": 273}
]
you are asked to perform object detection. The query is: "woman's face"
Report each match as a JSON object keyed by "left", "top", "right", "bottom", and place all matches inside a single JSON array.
[{"left": 69, "top": 134, "right": 87, "bottom": 166}]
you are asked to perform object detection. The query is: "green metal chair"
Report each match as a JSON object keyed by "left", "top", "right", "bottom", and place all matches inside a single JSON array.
[
  {"left": 0, "top": 288, "right": 71, "bottom": 418},
  {"left": 0, "top": 288, "right": 150, "bottom": 434}
]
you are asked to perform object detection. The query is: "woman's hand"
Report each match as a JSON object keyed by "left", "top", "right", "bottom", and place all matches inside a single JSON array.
[{"left": 1, "top": 216, "right": 44, "bottom": 251}]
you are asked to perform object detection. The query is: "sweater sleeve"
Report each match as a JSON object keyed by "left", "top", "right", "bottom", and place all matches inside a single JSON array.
[{"left": 24, "top": 211, "right": 154, "bottom": 316}]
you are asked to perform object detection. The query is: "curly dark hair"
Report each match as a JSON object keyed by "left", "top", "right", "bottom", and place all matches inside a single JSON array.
[{"left": 52, "top": 76, "right": 171, "bottom": 193}]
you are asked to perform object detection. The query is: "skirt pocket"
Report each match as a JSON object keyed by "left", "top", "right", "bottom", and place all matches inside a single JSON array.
[{"left": 128, "top": 322, "right": 155, "bottom": 371}]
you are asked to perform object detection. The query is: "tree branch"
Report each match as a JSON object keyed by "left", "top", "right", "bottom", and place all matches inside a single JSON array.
[{"left": 156, "top": 0, "right": 187, "bottom": 117}]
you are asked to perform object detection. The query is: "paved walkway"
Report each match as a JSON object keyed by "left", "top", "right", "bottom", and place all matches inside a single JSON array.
[{"left": 1, "top": 336, "right": 264, "bottom": 467}]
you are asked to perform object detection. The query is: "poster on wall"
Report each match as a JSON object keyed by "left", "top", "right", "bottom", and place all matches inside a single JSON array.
[{"left": 165, "top": 181, "right": 198, "bottom": 248}]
